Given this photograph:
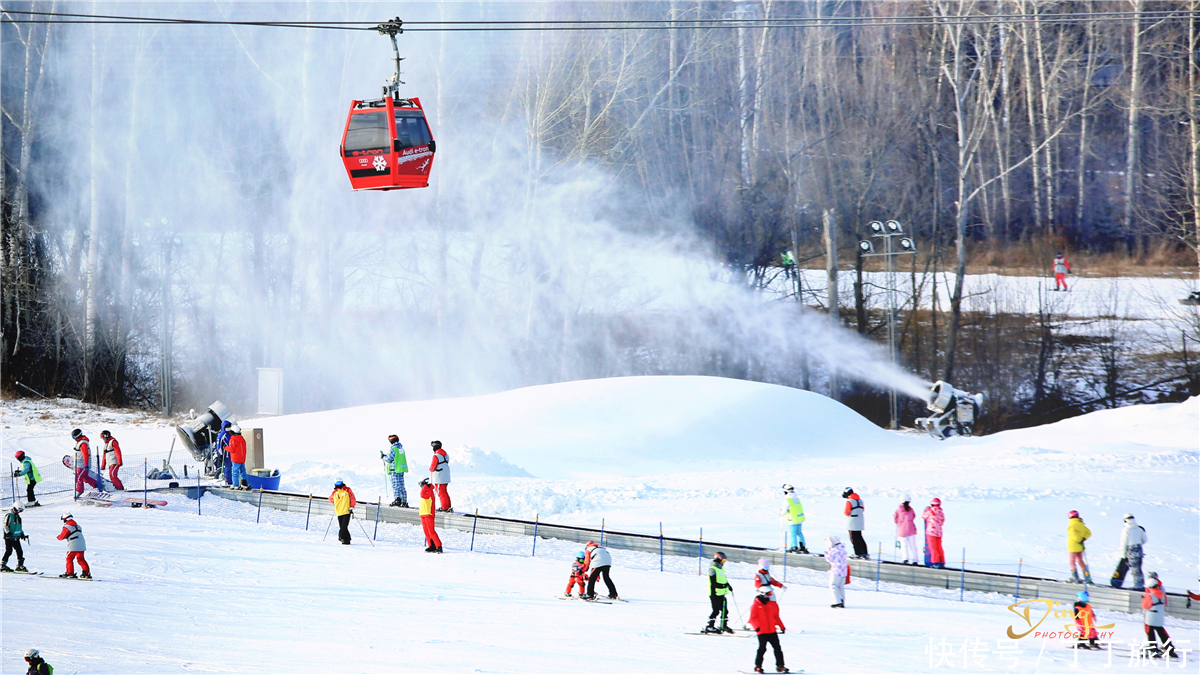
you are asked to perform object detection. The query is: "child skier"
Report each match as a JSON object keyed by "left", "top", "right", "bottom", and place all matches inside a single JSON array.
[
  {"left": 328, "top": 480, "right": 357, "bottom": 545},
  {"left": 2, "top": 504, "right": 29, "bottom": 572},
  {"left": 748, "top": 585, "right": 789, "bottom": 673},
  {"left": 826, "top": 535, "right": 848, "bottom": 608},
  {"left": 56, "top": 512, "right": 91, "bottom": 578},
  {"left": 418, "top": 477, "right": 443, "bottom": 553},
  {"left": 754, "top": 558, "right": 785, "bottom": 602},
  {"left": 1073, "top": 591, "right": 1099, "bottom": 650},
  {"left": 565, "top": 550, "right": 589, "bottom": 597},
  {"left": 922, "top": 498, "right": 945, "bottom": 569},
  {"left": 11, "top": 451, "right": 40, "bottom": 506}
]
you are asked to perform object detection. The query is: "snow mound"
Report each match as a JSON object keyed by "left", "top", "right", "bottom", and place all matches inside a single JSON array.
[{"left": 454, "top": 445, "right": 533, "bottom": 477}]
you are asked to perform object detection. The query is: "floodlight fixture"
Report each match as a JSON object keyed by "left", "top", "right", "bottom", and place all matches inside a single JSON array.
[
  {"left": 885, "top": 220, "right": 903, "bottom": 233},
  {"left": 869, "top": 220, "right": 884, "bottom": 234},
  {"left": 899, "top": 237, "right": 915, "bottom": 252},
  {"left": 858, "top": 240, "right": 875, "bottom": 254}
]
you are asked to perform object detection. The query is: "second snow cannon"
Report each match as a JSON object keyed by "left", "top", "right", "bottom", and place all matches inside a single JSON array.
[
  {"left": 914, "top": 381, "right": 982, "bottom": 440},
  {"left": 174, "top": 401, "right": 232, "bottom": 477}
]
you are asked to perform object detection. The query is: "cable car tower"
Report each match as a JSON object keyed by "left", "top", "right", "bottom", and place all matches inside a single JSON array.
[{"left": 339, "top": 17, "right": 436, "bottom": 191}]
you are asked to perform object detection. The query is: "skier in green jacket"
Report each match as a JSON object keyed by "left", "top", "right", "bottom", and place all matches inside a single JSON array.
[
  {"left": 705, "top": 552, "right": 734, "bottom": 634},
  {"left": 381, "top": 435, "right": 409, "bottom": 507},
  {"left": 12, "top": 451, "right": 41, "bottom": 506}
]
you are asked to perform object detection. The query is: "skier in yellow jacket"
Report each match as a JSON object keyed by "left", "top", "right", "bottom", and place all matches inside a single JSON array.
[
  {"left": 1067, "top": 510, "right": 1092, "bottom": 583},
  {"left": 328, "top": 480, "right": 357, "bottom": 545}
]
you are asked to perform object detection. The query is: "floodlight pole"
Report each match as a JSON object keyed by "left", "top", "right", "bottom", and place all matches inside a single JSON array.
[{"left": 860, "top": 221, "right": 917, "bottom": 430}]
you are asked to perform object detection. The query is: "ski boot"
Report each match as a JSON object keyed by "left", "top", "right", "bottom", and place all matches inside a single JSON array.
[
  {"left": 399, "top": 501, "right": 409, "bottom": 508},
  {"left": 424, "top": 545, "right": 436, "bottom": 553},
  {"left": 59, "top": 572, "right": 77, "bottom": 579},
  {"left": 777, "top": 667, "right": 790, "bottom": 673},
  {"left": 14, "top": 564, "right": 28, "bottom": 573},
  {"left": 436, "top": 507, "right": 454, "bottom": 514},
  {"left": 703, "top": 621, "right": 719, "bottom": 634},
  {"left": 434, "top": 546, "right": 443, "bottom": 553},
  {"left": 831, "top": 602, "right": 845, "bottom": 608},
  {"left": 0, "top": 564, "right": 11, "bottom": 572},
  {"left": 388, "top": 499, "right": 400, "bottom": 507},
  {"left": 80, "top": 571, "right": 92, "bottom": 579},
  {"left": 1070, "top": 571, "right": 1082, "bottom": 584},
  {"left": 799, "top": 544, "right": 809, "bottom": 554},
  {"left": 720, "top": 623, "right": 734, "bottom": 634},
  {"left": 1083, "top": 572, "right": 1093, "bottom": 584},
  {"left": 754, "top": 668, "right": 764, "bottom": 673}
]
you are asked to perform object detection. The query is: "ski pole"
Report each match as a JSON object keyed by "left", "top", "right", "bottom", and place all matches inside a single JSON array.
[
  {"left": 322, "top": 515, "right": 334, "bottom": 541},
  {"left": 355, "top": 513, "right": 375, "bottom": 547}
]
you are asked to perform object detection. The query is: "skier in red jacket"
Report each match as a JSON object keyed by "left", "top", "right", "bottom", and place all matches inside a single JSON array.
[
  {"left": 99, "top": 430, "right": 125, "bottom": 491},
  {"left": 227, "top": 424, "right": 247, "bottom": 489},
  {"left": 1053, "top": 253, "right": 1071, "bottom": 291},
  {"left": 428, "top": 441, "right": 452, "bottom": 512},
  {"left": 71, "top": 429, "right": 98, "bottom": 494},
  {"left": 748, "top": 585, "right": 789, "bottom": 673}
]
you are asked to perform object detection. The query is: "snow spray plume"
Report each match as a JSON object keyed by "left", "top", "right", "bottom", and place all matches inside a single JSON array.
[{"left": 30, "top": 2, "right": 929, "bottom": 411}]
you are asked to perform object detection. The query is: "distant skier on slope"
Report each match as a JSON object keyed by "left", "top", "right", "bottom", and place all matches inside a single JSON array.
[
  {"left": 382, "top": 434, "right": 409, "bottom": 508},
  {"left": 1112, "top": 514, "right": 1147, "bottom": 590},
  {"left": 2, "top": 504, "right": 29, "bottom": 573},
  {"left": 1142, "top": 576, "right": 1176, "bottom": 658},
  {"left": 71, "top": 429, "right": 98, "bottom": 494},
  {"left": 748, "top": 585, "right": 789, "bottom": 673},
  {"left": 825, "top": 535, "right": 848, "bottom": 608},
  {"left": 12, "top": 451, "right": 41, "bottom": 506},
  {"left": 99, "top": 430, "right": 125, "bottom": 491},
  {"left": 781, "top": 485, "right": 807, "bottom": 553},
  {"left": 429, "top": 441, "right": 452, "bottom": 513},
  {"left": 842, "top": 488, "right": 869, "bottom": 559},
  {"left": 1067, "top": 510, "right": 1093, "bottom": 583},
  {"left": 893, "top": 496, "right": 918, "bottom": 565},
  {"left": 704, "top": 552, "right": 733, "bottom": 634},
  {"left": 1053, "top": 253, "right": 1071, "bottom": 291},
  {"left": 1073, "top": 591, "right": 1099, "bottom": 650},
  {"left": 418, "top": 477, "right": 443, "bottom": 553},
  {"left": 754, "top": 558, "right": 785, "bottom": 603},
  {"left": 583, "top": 541, "right": 618, "bottom": 600},
  {"left": 329, "top": 480, "right": 357, "bottom": 545},
  {"left": 565, "top": 550, "right": 589, "bottom": 597},
  {"left": 922, "top": 498, "right": 945, "bottom": 569},
  {"left": 56, "top": 512, "right": 91, "bottom": 578}
]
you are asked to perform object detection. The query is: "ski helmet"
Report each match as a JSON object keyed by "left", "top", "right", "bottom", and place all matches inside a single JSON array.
[
  {"left": 757, "top": 584, "right": 774, "bottom": 596},
  {"left": 842, "top": 487, "right": 854, "bottom": 498},
  {"left": 1123, "top": 513, "right": 1134, "bottom": 521},
  {"left": 1077, "top": 591, "right": 1089, "bottom": 603},
  {"left": 759, "top": 558, "right": 770, "bottom": 570},
  {"left": 388, "top": 434, "right": 400, "bottom": 444},
  {"left": 71, "top": 428, "right": 82, "bottom": 439},
  {"left": 11, "top": 504, "right": 23, "bottom": 513},
  {"left": 419, "top": 477, "right": 430, "bottom": 487},
  {"left": 334, "top": 480, "right": 344, "bottom": 488},
  {"left": 781, "top": 483, "right": 794, "bottom": 494},
  {"left": 230, "top": 422, "right": 241, "bottom": 434},
  {"left": 576, "top": 551, "right": 586, "bottom": 560},
  {"left": 100, "top": 430, "right": 111, "bottom": 439},
  {"left": 1148, "top": 577, "right": 1160, "bottom": 588},
  {"left": 1068, "top": 510, "right": 1079, "bottom": 518},
  {"left": 713, "top": 552, "right": 726, "bottom": 562},
  {"left": 431, "top": 440, "right": 443, "bottom": 450},
  {"left": 25, "top": 649, "right": 39, "bottom": 659},
  {"left": 61, "top": 512, "right": 73, "bottom": 521},
  {"left": 931, "top": 498, "right": 941, "bottom": 506},
  {"left": 14, "top": 451, "right": 24, "bottom": 460}
]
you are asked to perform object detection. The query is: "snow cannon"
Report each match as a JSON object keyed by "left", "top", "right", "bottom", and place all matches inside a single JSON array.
[
  {"left": 914, "top": 381, "right": 982, "bottom": 440},
  {"left": 174, "top": 401, "right": 232, "bottom": 477}
]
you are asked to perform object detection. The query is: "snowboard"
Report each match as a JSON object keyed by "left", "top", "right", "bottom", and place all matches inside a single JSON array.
[
  {"left": 62, "top": 455, "right": 106, "bottom": 490},
  {"left": 1110, "top": 558, "right": 1129, "bottom": 588},
  {"left": 923, "top": 521, "right": 931, "bottom": 567},
  {"left": 77, "top": 490, "right": 167, "bottom": 508}
]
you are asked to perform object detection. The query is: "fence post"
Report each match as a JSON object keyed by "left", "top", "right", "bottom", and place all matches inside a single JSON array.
[
  {"left": 470, "top": 509, "right": 478, "bottom": 552},
  {"left": 960, "top": 548, "right": 966, "bottom": 601},
  {"left": 197, "top": 473, "right": 202, "bottom": 515},
  {"left": 9, "top": 463, "right": 15, "bottom": 506},
  {"left": 783, "top": 548, "right": 787, "bottom": 583},
  {"left": 876, "top": 543, "right": 882, "bottom": 592},
  {"left": 143, "top": 458, "right": 148, "bottom": 506},
  {"left": 256, "top": 489, "right": 263, "bottom": 523},
  {"left": 659, "top": 522, "right": 663, "bottom": 572},
  {"left": 374, "top": 497, "right": 381, "bottom": 540},
  {"left": 532, "top": 514, "right": 539, "bottom": 557},
  {"left": 305, "top": 494, "right": 312, "bottom": 531},
  {"left": 1014, "top": 559, "right": 1022, "bottom": 601},
  {"left": 698, "top": 527, "right": 703, "bottom": 575}
]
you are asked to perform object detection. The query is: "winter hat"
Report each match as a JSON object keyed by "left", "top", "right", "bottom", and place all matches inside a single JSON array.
[
  {"left": 759, "top": 558, "right": 771, "bottom": 570},
  {"left": 931, "top": 498, "right": 941, "bottom": 506},
  {"left": 842, "top": 487, "right": 854, "bottom": 498},
  {"left": 828, "top": 534, "right": 841, "bottom": 545},
  {"left": 757, "top": 584, "right": 775, "bottom": 595},
  {"left": 1077, "top": 591, "right": 1089, "bottom": 602},
  {"left": 14, "top": 451, "right": 24, "bottom": 460},
  {"left": 1068, "top": 510, "right": 1079, "bottom": 518},
  {"left": 71, "top": 428, "right": 82, "bottom": 439},
  {"left": 902, "top": 494, "right": 911, "bottom": 503},
  {"left": 222, "top": 420, "right": 232, "bottom": 429}
]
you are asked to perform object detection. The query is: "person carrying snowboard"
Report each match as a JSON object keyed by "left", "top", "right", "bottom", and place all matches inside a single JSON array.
[
  {"left": 894, "top": 495, "right": 918, "bottom": 565},
  {"left": 328, "top": 480, "right": 357, "bottom": 545},
  {"left": 1052, "top": 253, "right": 1071, "bottom": 291},
  {"left": 382, "top": 434, "right": 409, "bottom": 507},
  {"left": 12, "top": 451, "right": 41, "bottom": 506},
  {"left": 71, "top": 429, "right": 98, "bottom": 494},
  {"left": 754, "top": 558, "right": 785, "bottom": 603},
  {"left": 748, "top": 585, "right": 789, "bottom": 673},
  {"left": 704, "top": 551, "right": 733, "bottom": 633},
  {"left": 922, "top": 498, "right": 946, "bottom": 569},
  {"left": 1112, "top": 513, "right": 1147, "bottom": 590},
  {"left": 826, "top": 535, "right": 848, "bottom": 608},
  {"left": 429, "top": 440, "right": 452, "bottom": 512},
  {"left": 418, "top": 477, "right": 442, "bottom": 553},
  {"left": 227, "top": 423, "right": 247, "bottom": 489},
  {"left": 24, "top": 649, "right": 52, "bottom": 675},
  {"left": 56, "top": 512, "right": 90, "bottom": 578},
  {"left": 565, "top": 550, "right": 589, "bottom": 597},
  {"left": 584, "top": 541, "right": 618, "bottom": 600},
  {"left": 1067, "top": 510, "right": 1092, "bottom": 583},
  {"left": 99, "top": 430, "right": 125, "bottom": 491},
  {"left": 1073, "top": 591, "right": 1099, "bottom": 650},
  {"left": 2, "top": 504, "right": 29, "bottom": 573},
  {"left": 781, "top": 485, "right": 807, "bottom": 553},
  {"left": 1142, "top": 577, "right": 1176, "bottom": 658},
  {"left": 842, "top": 487, "right": 869, "bottom": 559}
]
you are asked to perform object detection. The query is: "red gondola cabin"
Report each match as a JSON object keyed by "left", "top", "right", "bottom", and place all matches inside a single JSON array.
[{"left": 340, "top": 96, "right": 435, "bottom": 190}]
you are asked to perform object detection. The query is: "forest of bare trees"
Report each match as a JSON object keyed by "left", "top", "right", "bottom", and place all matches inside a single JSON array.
[{"left": 2, "top": 1, "right": 1198, "bottom": 429}]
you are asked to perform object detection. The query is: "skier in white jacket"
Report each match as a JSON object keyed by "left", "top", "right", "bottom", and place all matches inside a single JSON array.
[
  {"left": 826, "top": 535, "right": 849, "bottom": 608},
  {"left": 1116, "top": 514, "right": 1148, "bottom": 590}
]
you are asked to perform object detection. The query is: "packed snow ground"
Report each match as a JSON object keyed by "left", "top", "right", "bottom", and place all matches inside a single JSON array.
[{"left": 2, "top": 495, "right": 1197, "bottom": 674}]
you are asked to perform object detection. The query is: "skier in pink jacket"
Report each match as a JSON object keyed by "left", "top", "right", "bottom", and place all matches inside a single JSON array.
[
  {"left": 893, "top": 496, "right": 919, "bottom": 565},
  {"left": 923, "top": 498, "right": 946, "bottom": 568}
]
